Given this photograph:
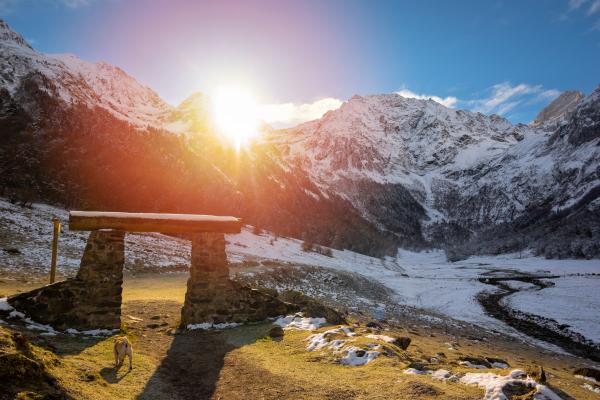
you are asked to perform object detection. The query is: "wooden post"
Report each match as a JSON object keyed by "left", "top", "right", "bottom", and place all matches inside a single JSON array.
[{"left": 50, "top": 217, "right": 61, "bottom": 284}]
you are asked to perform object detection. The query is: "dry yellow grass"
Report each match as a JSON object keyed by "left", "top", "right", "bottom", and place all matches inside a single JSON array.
[{"left": 2, "top": 272, "right": 599, "bottom": 399}]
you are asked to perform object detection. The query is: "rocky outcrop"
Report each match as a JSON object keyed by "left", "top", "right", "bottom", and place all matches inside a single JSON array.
[
  {"left": 8, "top": 230, "right": 124, "bottom": 331},
  {"left": 555, "top": 86, "right": 600, "bottom": 146},
  {"left": 532, "top": 91, "right": 584, "bottom": 127}
]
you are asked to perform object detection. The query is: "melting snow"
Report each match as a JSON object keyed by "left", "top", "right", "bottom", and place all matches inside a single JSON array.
[
  {"left": 274, "top": 314, "right": 327, "bottom": 330},
  {"left": 460, "top": 370, "right": 562, "bottom": 400},
  {"left": 339, "top": 346, "right": 380, "bottom": 366},
  {"left": 187, "top": 322, "right": 241, "bottom": 330}
]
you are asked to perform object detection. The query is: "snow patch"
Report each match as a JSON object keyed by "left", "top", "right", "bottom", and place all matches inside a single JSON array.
[
  {"left": 460, "top": 370, "right": 562, "bottom": 400},
  {"left": 274, "top": 314, "right": 327, "bottom": 330},
  {"left": 339, "top": 346, "right": 380, "bottom": 366},
  {"left": 186, "top": 322, "right": 241, "bottom": 330},
  {"left": 0, "top": 297, "right": 13, "bottom": 311}
]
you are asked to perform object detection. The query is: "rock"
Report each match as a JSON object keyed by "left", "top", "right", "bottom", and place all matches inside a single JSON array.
[
  {"left": 0, "top": 353, "right": 45, "bottom": 383},
  {"left": 459, "top": 356, "right": 491, "bottom": 368},
  {"left": 574, "top": 367, "right": 600, "bottom": 382},
  {"left": 268, "top": 326, "right": 284, "bottom": 338},
  {"left": 392, "top": 337, "right": 411, "bottom": 350},
  {"left": 526, "top": 365, "right": 546, "bottom": 384},
  {"left": 405, "top": 381, "right": 440, "bottom": 396},
  {"left": 486, "top": 357, "right": 510, "bottom": 368},
  {"left": 11, "top": 332, "right": 31, "bottom": 354},
  {"left": 502, "top": 381, "right": 536, "bottom": 399},
  {"left": 366, "top": 321, "right": 383, "bottom": 329},
  {"left": 278, "top": 290, "right": 345, "bottom": 325}
]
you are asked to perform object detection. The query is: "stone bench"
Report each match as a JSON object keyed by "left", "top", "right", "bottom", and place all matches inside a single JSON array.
[{"left": 8, "top": 211, "right": 288, "bottom": 331}]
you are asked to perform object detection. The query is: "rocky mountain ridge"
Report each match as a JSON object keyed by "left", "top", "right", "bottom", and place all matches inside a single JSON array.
[{"left": 1, "top": 19, "right": 598, "bottom": 258}]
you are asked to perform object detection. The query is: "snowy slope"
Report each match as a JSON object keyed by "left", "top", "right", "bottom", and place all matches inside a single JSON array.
[
  {"left": 270, "top": 93, "right": 533, "bottom": 226},
  {"left": 0, "top": 20, "right": 172, "bottom": 128},
  {"left": 268, "top": 88, "right": 600, "bottom": 254},
  {"left": 0, "top": 198, "right": 389, "bottom": 276},
  {"left": 3, "top": 198, "right": 599, "bottom": 349}
]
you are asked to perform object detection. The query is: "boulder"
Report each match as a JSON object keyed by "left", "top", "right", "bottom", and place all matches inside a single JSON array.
[
  {"left": 392, "top": 337, "right": 412, "bottom": 350},
  {"left": 526, "top": 364, "right": 546, "bottom": 384},
  {"left": 278, "top": 290, "right": 345, "bottom": 325},
  {"left": 268, "top": 326, "right": 284, "bottom": 338}
]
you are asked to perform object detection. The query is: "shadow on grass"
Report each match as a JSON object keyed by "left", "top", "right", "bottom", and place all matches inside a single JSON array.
[
  {"left": 100, "top": 366, "right": 131, "bottom": 383},
  {"left": 136, "top": 323, "right": 272, "bottom": 400}
]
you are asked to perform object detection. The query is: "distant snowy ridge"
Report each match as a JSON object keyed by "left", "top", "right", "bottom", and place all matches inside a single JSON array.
[{"left": 0, "top": 20, "right": 172, "bottom": 128}]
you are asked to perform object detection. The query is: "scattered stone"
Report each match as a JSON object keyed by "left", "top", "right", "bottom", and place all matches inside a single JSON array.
[
  {"left": 150, "top": 315, "right": 161, "bottom": 320},
  {"left": 366, "top": 321, "right": 382, "bottom": 329},
  {"left": 526, "top": 364, "right": 546, "bottom": 384},
  {"left": 405, "top": 381, "right": 441, "bottom": 396},
  {"left": 0, "top": 352, "right": 45, "bottom": 383},
  {"left": 278, "top": 290, "right": 345, "bottom": 325},
  {"left": 459, "top": 356, "right": 491, "bottom": 368},
  {"left": 486, "top": 357, "right": 509, "bottom": 367},
  {"left": 392, "top": 337, "right": 411, "bottom": 350},
  {"left": 11, "top": 332, "right": 31, "bottom": 354},
  {"left": 574, "top": 367, "right": 600, "bottom": 382},
  {"left": 146, "top": 323, "right": 161, "bottom": 329},
  {"left": 502, "top": 381, "right": 536, "bottom": 398},
  {"left": 268, "top": 326, "right": 284, "bottom": 338}
]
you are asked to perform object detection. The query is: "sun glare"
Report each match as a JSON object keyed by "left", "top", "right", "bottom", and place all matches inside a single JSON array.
[{"left": 212, "top": 86, "right": 260, "bottom": 150}]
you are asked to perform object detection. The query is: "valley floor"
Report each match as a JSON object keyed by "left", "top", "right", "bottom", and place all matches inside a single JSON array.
[
  {"left": 1, "top": 273, "right": 600, "bottom": 399},
  {"left": 2, "top": 199, "right": 600, "bottom": 398}
]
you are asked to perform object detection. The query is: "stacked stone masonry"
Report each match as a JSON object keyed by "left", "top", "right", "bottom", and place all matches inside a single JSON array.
[
  {"left": 9, "top": 229, "right": 289, "bottom": 331},
  {"left": 8, "top": 230, "right": 125, "bottom": 330}
]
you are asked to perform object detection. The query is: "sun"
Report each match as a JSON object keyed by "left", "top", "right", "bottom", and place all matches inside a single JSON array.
[{"left": 212, "top": 85, "right": 260, "bottom": 150}]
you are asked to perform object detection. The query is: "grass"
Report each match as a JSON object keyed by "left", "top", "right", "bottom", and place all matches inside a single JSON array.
[
  {"left": 47, "top": 336, "right": 160, "bottom": 400},
  {"left": 2, "top": 272, "right": 599, "bottom": 399}
]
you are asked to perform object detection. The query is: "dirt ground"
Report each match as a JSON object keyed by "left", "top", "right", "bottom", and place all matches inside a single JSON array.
[{"left": 1, "top": 272, "right": 600, "bottom": 399}]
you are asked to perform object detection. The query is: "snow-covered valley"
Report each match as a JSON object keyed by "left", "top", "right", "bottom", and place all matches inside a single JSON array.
[{"left": 2, "top": 198, "right": 599, "bottom": 360}]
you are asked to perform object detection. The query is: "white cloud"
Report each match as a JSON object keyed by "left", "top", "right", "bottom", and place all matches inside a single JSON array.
[
  {"left": 0, "top": 0, "right": 96, "bottom": 14},
  {"left": 395, "top": 89, "right": 458, "bottom": 108},
  {"left": 259, "top": 97, "right": 342, "bottom": 128},
  {"left": 589, "top": 0, "right": 600, "bottom": 14},
  {"left": 0, "top": 0, "right": 19, "bottom": 14},
  {"left": 61, "top": 0, "right": 93, "bottom": 7},
  {"left": 468, "top": 82, "right": 559, "bottom": 116},
  {"left": 570, "top": 0, "right": 587, "bottom": 9}
]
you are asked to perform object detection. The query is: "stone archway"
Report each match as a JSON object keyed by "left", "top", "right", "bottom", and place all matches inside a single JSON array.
[{"left": 8, "top": 212, "right": 288, "bottom": 331}]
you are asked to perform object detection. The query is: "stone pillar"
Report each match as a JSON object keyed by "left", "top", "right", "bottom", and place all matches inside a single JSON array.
[
  {"left": 8, "top": 230, "right": 125, "bottom": 331},
  {"left": 180, "top": 233, "right": 289, "bottom": 327},
  {"left": 75, "top": 230, "right": 125, "bottom": 328},
  {"left": 181, "top": 233, "right": 234, "bottom": 325}
]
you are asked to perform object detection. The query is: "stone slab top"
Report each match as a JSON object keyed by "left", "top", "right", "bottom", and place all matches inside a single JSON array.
[{"left": 69, "top": 211, "right": 242, "bottom": 234}]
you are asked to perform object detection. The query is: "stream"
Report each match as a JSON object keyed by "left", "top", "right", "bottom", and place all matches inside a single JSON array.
[{"left": 477, "top": 274, "right": 600, "bottom": 362}]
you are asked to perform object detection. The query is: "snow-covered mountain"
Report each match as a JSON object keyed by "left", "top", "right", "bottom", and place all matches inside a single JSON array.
[
  {"left": 532, "top": 90, "right": 584, "bottom": 128},
  {"left": 0, "top": 20, "right": 172, "bottom": 127},
  {"left": 1, "top": 19, "right": 598, "bottom": 259},
  {"left": 269, "top": 89, "right": 600, "bottom": 257}
]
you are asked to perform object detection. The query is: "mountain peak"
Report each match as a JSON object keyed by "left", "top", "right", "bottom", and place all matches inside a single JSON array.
[
  {"left": 532, "top": 90, "right": 584, "bottom": 127},
  {"left": 0, "top": 19, "right": 33, "bottom": 50}
]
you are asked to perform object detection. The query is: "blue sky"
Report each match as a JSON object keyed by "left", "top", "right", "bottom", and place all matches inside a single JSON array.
[{"left": 1, "top": 0, "right": 599, "bottom": 124}]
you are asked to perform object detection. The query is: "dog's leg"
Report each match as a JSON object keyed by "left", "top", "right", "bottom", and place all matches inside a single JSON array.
[
  {"left": 114, "top": 346, "right": 119, "bottom": 368},
  {"left": 127, "top": 344, "right": 133, "bottom": 370}
]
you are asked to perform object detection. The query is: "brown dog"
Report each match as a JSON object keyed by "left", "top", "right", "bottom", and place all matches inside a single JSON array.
[{"left": 113, "top": 336, "right": 133, "bottom": 370}]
